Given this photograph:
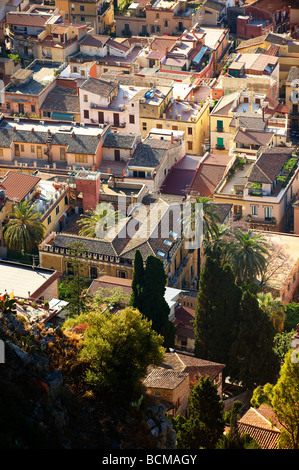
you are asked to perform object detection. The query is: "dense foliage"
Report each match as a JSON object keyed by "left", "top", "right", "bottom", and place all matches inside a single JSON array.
[
  {"left": 172, "top": 377, "right": 225, "bottom": 449},
  {"left": 251, "top": 350, "right": 299, "bottom": 449},
  {"left": 64, "top": 306, "right": 165, "bottom": 400},
  {"left": 130, "top": 252, "right": 175, "bottom": 348}
]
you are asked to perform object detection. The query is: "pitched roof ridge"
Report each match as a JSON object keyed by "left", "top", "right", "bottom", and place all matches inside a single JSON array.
[
  {"left": 253, "top": 162, "right": 272, "bottom": 183},
  {"left": 174, "top": 351, "right": 187, "bottom": 371},
  {"left": 250, "top": 407, "right": 281, "bottom": 432}
]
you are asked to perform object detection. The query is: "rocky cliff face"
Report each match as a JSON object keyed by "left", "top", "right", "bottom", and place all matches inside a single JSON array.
[{"left": 0, "top": 312, "right": 177, "bottom": 449}]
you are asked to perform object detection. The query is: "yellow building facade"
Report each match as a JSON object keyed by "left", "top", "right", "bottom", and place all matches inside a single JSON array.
[{"left": 139, "top": 94, "right": 210, "bottom": 157}]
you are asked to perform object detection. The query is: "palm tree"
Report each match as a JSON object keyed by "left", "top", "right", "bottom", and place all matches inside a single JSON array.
[
  {"left": 257, "top": 292, "right": 286, "bottom": 333},
  {"left": 184, "top": 196, "right": 222, "bottom": 242},
  {"left": 3, "top": 200, "right": 45, "bottom": 253},
  {"left": 203, "top": 223, "right": 231, "bottom": 265},
  {"left": 183, "top": 196, "right": 223, "bottom": 281},
  {"left": 78, "top": 202, "right": 122, "bottom": 238},
  {"left": 227, "top": 228, "right": 270, "bottom": 284}
]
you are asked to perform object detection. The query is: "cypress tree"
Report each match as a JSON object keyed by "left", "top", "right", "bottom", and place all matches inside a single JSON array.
[
  {"left": 229, "top": 290, "right": 280, "bottom": 389},
  {"left": 130, "top": 249, "right": 145, "bottom": 312},
  {"left": 143, "top": 255, "right": 175, "bottom": 348},
  {"left": 143, "top": 255, "right": 169, "bottom": 331},
  {"left": 130, "top": 252, "right": 175, "bottom": 348},
  {"left": 194, "top": 256, "right": 242, "bottom": 372}
]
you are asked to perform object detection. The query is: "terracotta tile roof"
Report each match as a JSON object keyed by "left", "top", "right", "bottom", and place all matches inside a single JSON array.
[
  {"left": 238, "top": 405, "right": 281, "bottom": 449},
  {"left": 236, "top": 35, "right": 267, "bottom": 51},
  {"left": 79, "top": 34, "right": 110, "bottom": 48},
  {"left": 51, "top": 24, "right": 70, "bottom": 35},
  {"left": 233, "top": 129, "right": 274, "bottom": 146},
  {"left": 88, "top": 275, "right": 132, "bottom": 297},
  {"left": 150, "top": 36, "right": 179, "bottom": 52},
  {"left": 275, "top": 103, "right": 289, "bottom": 114},
  {"left": 174, "top": 304, "right": 195, "bottom": 328},
  {"left": 143, "top": 369, "right": 189, "bottom": 390},
  {"left": 160, "top": 352, "right": 225, "bottom": 386},
  {"left": 248, "top": 147, "right": 293, "bottom": 184},
  {"left": 266, "top": 44, "right": 280, "bottom": 56},
  {"left": 265, "top": 32, "right": 288, "bottom": 45},
  {"left": 108, "top": 38, "right": 129, "bottom": 53},
  {"left": 147, "top": 50, "right": 166, "bottom": 60},
  {"left": 6, "top": 12, "right": 51, "bottom": 27},
  {"left": 246, "top": 0, "right": 299, "bottom": 10},
  {"left": 0, "top": 171, "right": 40, "bottom": 202},
  {"left": 189, "top": 154, "right": 232, "bottom": 197},
  {"left": 80, "top": 77, "right": 118, "bottom": 97}
]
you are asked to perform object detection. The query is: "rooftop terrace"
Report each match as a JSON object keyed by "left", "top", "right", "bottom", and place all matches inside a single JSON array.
[{"left": 6, "top": 60, "right": 66, "bottom": 95}]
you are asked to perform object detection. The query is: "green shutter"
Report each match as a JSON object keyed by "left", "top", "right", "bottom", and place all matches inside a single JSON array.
[{"left": 217, "top": 137, "right": 224, "bottom": 148}]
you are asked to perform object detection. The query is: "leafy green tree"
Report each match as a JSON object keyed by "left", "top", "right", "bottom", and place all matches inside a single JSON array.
[
  {"left": 257, "top": 292, "right": 285, "bottom": 333},
  {"left": 59, "top": 242, "right": 91, "bottom": 317},
  {"left": 216, "top": 401, "right": 260, "bottom": 449},
  {"left": 172, "top": 377, "right": 224, "bottom": 449},
  {"left": 251, "top": 350, "right": 299, "bottom": 449},
  {"left": 3, "top": 200, "right": 45, "bottom": 253},
  {"left": 194, "top": 256, "right": 242, "bottom": 371},
  {"left": 78, "top": 202, "right": 122, "bottom": 238},
  {"left": 227, "top": 229, "right": 269, "bottom": 284},
  {"left": 273, "top": 330, "right": 293, "bottom": 363},
  {"left": 229, "top": 291, "right": 280, "bottom": 390},
  {"left": 130, "top": 249, "right": 145, "bottom": 312},
  {"left": 93, "top": 287, "right": 130, "bottom": 310},
  {"left": 284, "top": 303, "right": 299, "bottom": 332},
  {"left": 64, "top": 306, "right": 165, "bottom": 400}
]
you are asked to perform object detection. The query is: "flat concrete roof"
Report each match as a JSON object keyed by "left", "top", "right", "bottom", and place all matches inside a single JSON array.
[{"left": 0, "top": 261, "right": 55, "bottom": 298}]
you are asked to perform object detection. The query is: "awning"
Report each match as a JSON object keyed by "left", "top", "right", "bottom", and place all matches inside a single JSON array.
[
  {"left": 51, "top": 112, "right": 74, "bottom": 121},
  {"left": 192, "top": 46, "right": 207, "bottom": 64}
]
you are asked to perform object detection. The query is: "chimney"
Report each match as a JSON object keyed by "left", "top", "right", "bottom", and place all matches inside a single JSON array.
[
  {"left": 31, "top": 128, "right": 35, "bottom": 133},
  {"left": 171, "top": 131, "right": 174, "bottom": 143}
]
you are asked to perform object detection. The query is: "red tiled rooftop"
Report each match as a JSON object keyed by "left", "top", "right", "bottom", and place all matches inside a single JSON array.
[
  {"left": 189, "top": 154, "right": 232, "bottom": 197},
  {"left": 174, "top": 304, "right": 195, "bottom": 328},
  {"left": 6, "top": 12, "right": 51, "bottom": 27},
  {"left": 238, "top": 405, "right": 281, "bottom": 449},
  {"left": 143, "top": 369, "right": 189, "bottom": 390},
  {"left": 88, "top": 275, "right": 132, "bottom": 296},
  {"left": 150, "top": 36, "right": 179, "bottom": 51},
  {"left": 0, "top": 171, "right": 40, "bottom": 202}
]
